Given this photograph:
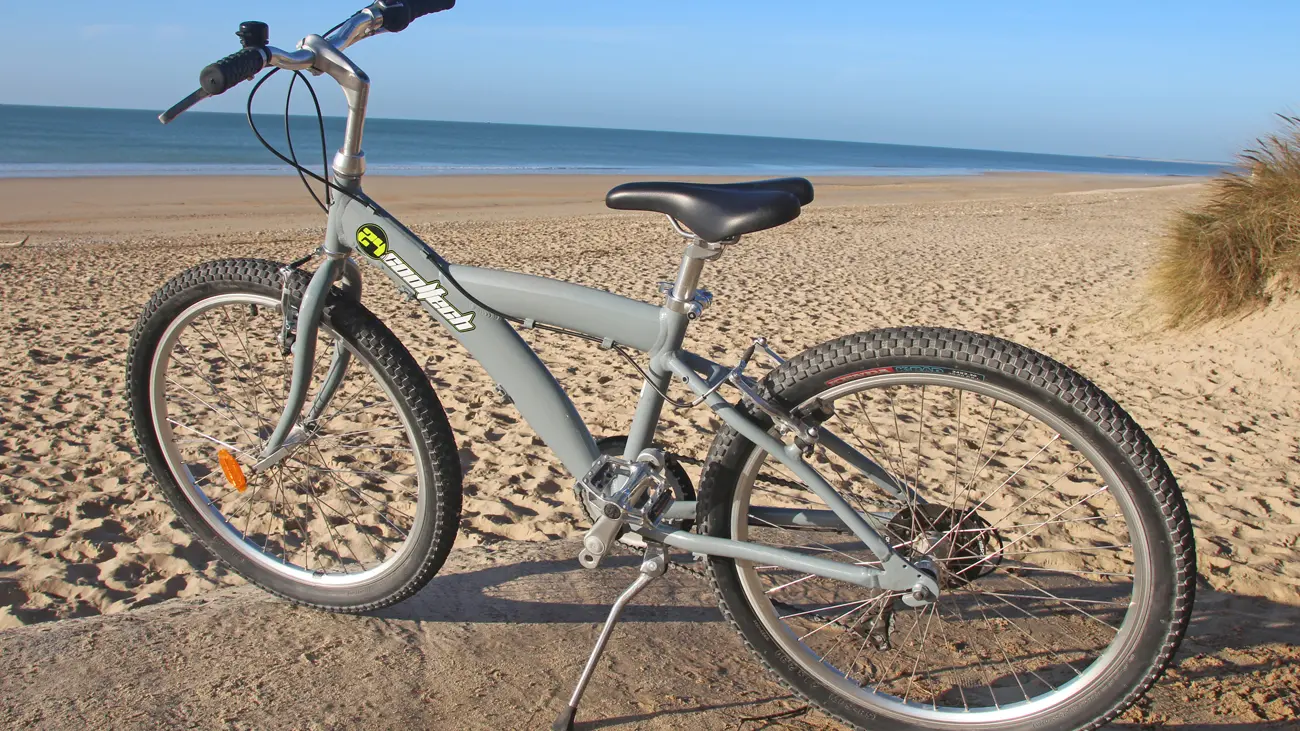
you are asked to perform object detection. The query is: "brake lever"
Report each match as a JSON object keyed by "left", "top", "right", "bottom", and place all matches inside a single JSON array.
[{"left": 159, "top": 88, "right": 212, "bottom": 125}]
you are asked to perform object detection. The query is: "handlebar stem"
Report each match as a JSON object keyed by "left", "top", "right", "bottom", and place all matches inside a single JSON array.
[{"left": 285, "top": 34, "right": 371, "bottom": 181}]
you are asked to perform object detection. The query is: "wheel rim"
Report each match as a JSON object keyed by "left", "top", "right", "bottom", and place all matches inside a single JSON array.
[
  {"left": 149, "top": 293, "right": 428, "bottom": 588},
  {"left": 729, "top": 373, "right": 1153, "bottom": 725}
]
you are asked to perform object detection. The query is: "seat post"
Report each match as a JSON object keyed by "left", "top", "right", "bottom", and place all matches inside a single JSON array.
[
  {"left": 668, "top": 254, "right": 706, "bottom": 308},
  {"left": 664, "top": 233, "right": 731, "bottom": 315}
]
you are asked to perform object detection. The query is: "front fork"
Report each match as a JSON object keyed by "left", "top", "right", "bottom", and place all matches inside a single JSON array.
[{"left": 256, "top": 244, "right": 363, "bottom": 466}]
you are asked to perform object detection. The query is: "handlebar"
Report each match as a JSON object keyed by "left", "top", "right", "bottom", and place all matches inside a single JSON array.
[
  {"left": 378, "top": 0, "right": 457, "bottom": 32},
  {"left": 199, "top": 47, "right": 268, "bottom": 96},
  {"left": 161, "top": 0, "right": 455, "bottom": 121}
]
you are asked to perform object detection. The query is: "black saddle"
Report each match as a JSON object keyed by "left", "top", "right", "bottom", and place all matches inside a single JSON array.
[{"left": 605, "top": 177, "right": 814, "bottom": 242}]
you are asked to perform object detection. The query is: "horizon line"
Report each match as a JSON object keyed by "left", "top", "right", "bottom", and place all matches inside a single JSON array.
[{"left": 0, "top": 102, "right": 1232, "bottom": 167}]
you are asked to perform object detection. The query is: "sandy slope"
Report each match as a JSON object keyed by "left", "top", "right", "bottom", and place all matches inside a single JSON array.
[{"left": 0, "top": 173, "right": 1298, "bottom": 727}]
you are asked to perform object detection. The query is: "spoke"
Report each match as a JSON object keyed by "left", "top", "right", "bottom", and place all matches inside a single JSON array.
[
  {"left": 194, "top": 313, "right": 267, "bottom": 419},
  {"left": 877, "top": 600, "right": 928, "bottom": 691},
  {"left": 301, "top": 469, "right": 368, "bottom": 573},
  {"left": 270, "top": 464, "right": 293, "bottom": 565},
  {"left": 304, "top": 445, "right": 413, "bottom": 537},
  {"left": 307, "top": 453, "right": 389, "bottom": 563},
  {"left": 996, "top": 544, "right": 1132, "bottom": 559},
  {"left": 902, "top": 602, "right": 939, "bottom": 704},
  {"left": 886, "top": 388, "right": 908, "bottom": 490},
  {"left": 937, "top": 595, "right": 1003, "bottom": 709},
  {"left": 946, "top": 449, "right": 1081, "bottom": 560},
  {"left": 961, "top": 433, "right": 1061, "bottom": 519},
  {"left": 165, "top": 377, "right": 261, "bottom": 446},
  {"left": 798, "top": 596, "right": 884, "bottom": 641},
  {"left": 973, "top": 591, "right": 1086, "bottom": 678},
  {"left": 927, "top": 601, "right": 969, "bottom": 710},
  {"left": 297, "top": 454, "right": 416, "bottom": 524},
  {"left": 1007, "top": 566, "right": 1133, "bottom": 579},
  {"left": 845, "top": 593, "right": 901, "bottom": 687},
  {"left": 849, "top": 392, "right": 908, "bottom": 481},
  {"left": 949, "top": 388, "right": 964, "bottom": 508},
  {"left": 949, "top": 514, "right": 1123, "bottom": 535},
  {"left": 960, "top": 397, "right": 1000, "bottom": 508},
  {"left": 222, "top": 304, "right": 286, "bottom": 415},
  {"left": 970, "top": 594, "right": 1038, "bottom": 700},
  {"left": 997, "top": 571, "right": 1125, "bottom": 631},
  {"left": 961, "top": 486, "right": 1113, "bottom": 575},
  {"left": 296, "top": 464, "right": 417, "bottom": 481},
  {"left": 217, "top": 307, "right": 270, "bottom": 431},
  {"left": 781, "top": 597, "right": 876, "bottom": 622},
  {"left": 318, "top": 398, "right": 395, "bottom": 431},
  {"left": 310, "top": 426, "right": 406, "bottom": 443},
  {"left": 766, "top": 572, "right": 819, "bottom": 595},
  {"left": 966, "top": 457, "right": 1089, "bottom": 542},
  {"left": 166, "top": 419, "right": 256, "bottom": 461},
  {"left": 815, "top": 592, "right": 897, "bottom": 664},
  {"left": 310, "top": 365, "right": 384, "bottom": 433},
  {"left": 969, "top": 590, "right": 1125, "bottom": 608},
  {"left": 166, "top": 373, "right": 266, "bottom": 424},
  {"left": 954, "top": 410, "right": 1032, "bottom": 512}
]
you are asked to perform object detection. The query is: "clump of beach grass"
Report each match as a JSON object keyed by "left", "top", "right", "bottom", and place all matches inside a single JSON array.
[{"left": 1153, "top": 115, "right": 1300, "bottom": 326}]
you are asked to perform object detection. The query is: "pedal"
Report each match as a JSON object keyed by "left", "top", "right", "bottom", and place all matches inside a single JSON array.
[{"left": 574, "top": 450, "right": 676, "bottom": 568}]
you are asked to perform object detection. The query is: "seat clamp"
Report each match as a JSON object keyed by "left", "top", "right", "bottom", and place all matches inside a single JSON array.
[{"left": 663, "top": 292, "right": 694, "bottom": 316}]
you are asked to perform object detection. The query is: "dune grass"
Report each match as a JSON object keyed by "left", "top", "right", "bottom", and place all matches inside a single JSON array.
[{"left": 1153, "top": 116, "right": 1300, "bottom": 326}]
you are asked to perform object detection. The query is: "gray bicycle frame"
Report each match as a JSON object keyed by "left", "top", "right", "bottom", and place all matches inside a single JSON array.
[{"left": 239, "top": 13, "right": 936, "bottom": 598}]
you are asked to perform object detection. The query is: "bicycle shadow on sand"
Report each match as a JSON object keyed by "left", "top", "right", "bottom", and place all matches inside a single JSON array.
[
  {"left": 371, "top": 542, "right": 1299, "bottom": 729},
  {"left": 375, "top": 546, "right": 723, "bottom": 625}
]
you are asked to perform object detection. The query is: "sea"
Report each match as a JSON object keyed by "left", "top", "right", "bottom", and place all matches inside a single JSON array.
[{"left": 0, "top": 104, "right": 1227, "bottom": 178}]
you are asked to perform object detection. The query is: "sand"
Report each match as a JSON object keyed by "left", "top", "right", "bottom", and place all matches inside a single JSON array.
[
  {"left": 0, "top": 538, "right": 1294, "bottom": 730},
  {"left": 1, "top": 172, "right": 1298, "bottom": 727}
]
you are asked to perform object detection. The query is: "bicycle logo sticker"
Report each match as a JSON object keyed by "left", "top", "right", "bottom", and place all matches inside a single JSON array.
[
  {"left": 356, "top": 223, "right": 389, "bottom": 258},
  {"left": 356, "top": 223, "right": 476, "bottom": 332}
]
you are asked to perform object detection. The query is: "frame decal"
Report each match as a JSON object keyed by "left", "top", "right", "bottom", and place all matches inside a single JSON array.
[
  {"left": 355, "top": 223, "right": 389, "bottom": 259},
  {"left": 380, "top": 249, "right": 476, "bottom": 332}
]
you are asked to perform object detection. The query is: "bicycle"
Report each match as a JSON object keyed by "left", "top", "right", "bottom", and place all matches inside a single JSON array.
[{"left": 127, "top": 3, "right": 1196, "bottom": 730}]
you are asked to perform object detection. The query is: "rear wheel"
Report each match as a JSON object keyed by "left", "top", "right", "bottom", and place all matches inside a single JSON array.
[
  {"left": 697, "top": 328, "right": 1194, "bottom": 731},
  {"left": 128, "top": 258, "right": 462, "bottom": 611}
]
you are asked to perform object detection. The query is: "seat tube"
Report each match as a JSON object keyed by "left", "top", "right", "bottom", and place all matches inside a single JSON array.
[{"left": 623, "top": 248, "right": 709, "bottom": 459}]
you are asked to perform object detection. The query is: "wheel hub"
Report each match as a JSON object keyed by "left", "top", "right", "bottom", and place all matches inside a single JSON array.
[{"left": 887, "top": 504, "right": 1003, "bottom": 589}]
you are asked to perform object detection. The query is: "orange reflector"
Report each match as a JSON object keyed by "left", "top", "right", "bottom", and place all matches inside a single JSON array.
[{"left": 217, "top": 449, "right": 248, "bottom": 493}]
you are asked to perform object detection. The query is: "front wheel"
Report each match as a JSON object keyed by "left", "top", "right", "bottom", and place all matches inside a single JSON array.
[
  {"left": 127, "top": 258, "right": 462, "bottom": 612},
  {"left": 697, "top": 327, "right": 1194, "bottom": 731}
]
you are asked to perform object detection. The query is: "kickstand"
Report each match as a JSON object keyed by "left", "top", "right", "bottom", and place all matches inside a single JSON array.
[{"left": 552, "top": 545, "right": 667, "bottom": 731}]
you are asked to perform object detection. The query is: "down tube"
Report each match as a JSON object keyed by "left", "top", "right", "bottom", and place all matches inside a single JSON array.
[{"left": 338, "top": 199, "right": 600, "bottom": 477}]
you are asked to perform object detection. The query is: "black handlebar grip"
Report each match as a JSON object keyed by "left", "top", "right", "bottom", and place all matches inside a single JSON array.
[
  {"left": 407, "top": 0, "right": 456, "bottom": 18},
  {"left": 199, "top": 47, "right": 267, "bottom": 96},
  {"left": 379, "top": 0, "right": 454, "bottom": 33}
]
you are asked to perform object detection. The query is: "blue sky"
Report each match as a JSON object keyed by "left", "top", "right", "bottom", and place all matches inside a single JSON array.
[{"left": 3, "top": 1, "right": 1298, "bottom": 161}]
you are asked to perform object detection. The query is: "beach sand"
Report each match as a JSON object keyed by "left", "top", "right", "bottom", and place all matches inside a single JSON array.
[{"left": 0, "top": 173, "right": 1297, "bottom": 726}]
